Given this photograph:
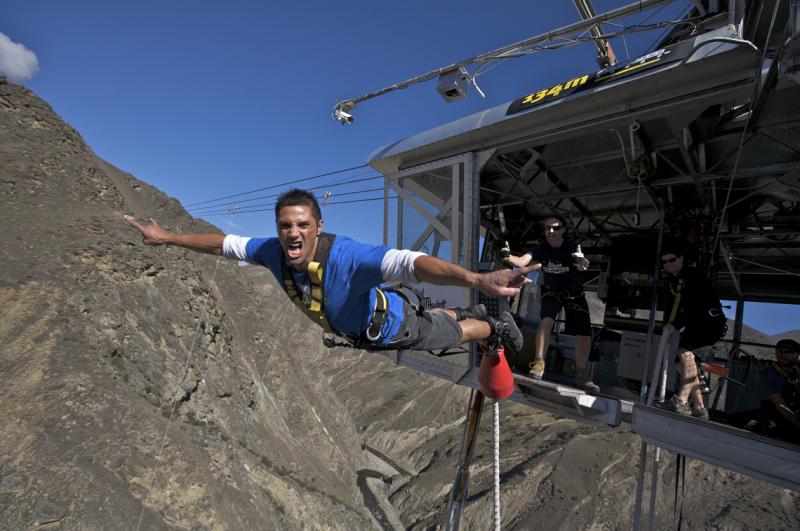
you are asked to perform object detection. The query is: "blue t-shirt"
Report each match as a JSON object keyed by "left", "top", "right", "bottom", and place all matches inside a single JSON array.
[
  {"left": 762, "top": 364, "right": 800, "bottom": 403},
  {"left": 243, "top": 236, "right": 405, "bottom": 346}
]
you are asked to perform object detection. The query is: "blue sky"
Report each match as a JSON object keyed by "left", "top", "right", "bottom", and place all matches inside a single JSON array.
[
  {"left": 3, "top": 0, "right": 683, "bottom": 239},
  {"left": 3, "top": 1, "right": 798, "bottom": 335}
]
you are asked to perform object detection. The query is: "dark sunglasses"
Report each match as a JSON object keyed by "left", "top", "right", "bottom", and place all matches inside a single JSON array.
[
  {"left": 661, "top": 256, "right": 678, "bottom": 265},
  {"left": 545, "top": 224, "right": 564, "bottom": 232}
]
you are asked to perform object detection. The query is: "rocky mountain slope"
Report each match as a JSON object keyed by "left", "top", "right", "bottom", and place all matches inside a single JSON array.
[
  {"left": 0, "top": 77, "right": 374, "bottom": 529},
  {"left": 1, "top": 76, "right": 798, "bottom": 530}
]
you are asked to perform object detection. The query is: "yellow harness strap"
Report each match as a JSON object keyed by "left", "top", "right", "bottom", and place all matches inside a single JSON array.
[
  {"left": 282, "top": 233, "right": 336, "bottom": 333},
  {"left": 307, "top": 261, "right": 324, "bottom": 313},
  {"left": 667, "top": 278, "right": 684, "bottom": 325}
]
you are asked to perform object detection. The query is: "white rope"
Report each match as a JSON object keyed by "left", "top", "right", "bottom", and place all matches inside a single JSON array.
[
  {"left": 241, "top": 306, "right": 288, "bottom": 444},
  {"left": 135, "top": 210, "right": 236, "bottom": 531},
  {"left": 492, "top": 400, "right": 501, "bottom": 531},
  {"left": 136, "top": 251, "right": 225, "bottom": 531}
]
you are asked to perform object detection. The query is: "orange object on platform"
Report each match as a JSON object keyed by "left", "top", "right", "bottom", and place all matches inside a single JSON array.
[
  {"left": 700, "top": 362, "right": 728, "bottom": 377},
  {"left": 478, "top": 345, "right": 515, "bottom": 400}
]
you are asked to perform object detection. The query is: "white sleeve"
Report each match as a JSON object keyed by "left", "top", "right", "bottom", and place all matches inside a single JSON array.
[
  {"left": 381, "top": 249, "right": 427, "bottom": 283},
  {"left": 222, "top": 235, "right": 252, "bottom": 262}
]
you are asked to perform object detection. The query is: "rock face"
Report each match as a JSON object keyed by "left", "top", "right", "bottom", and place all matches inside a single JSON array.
[
  {"left": 0, "top": 77, "right": 372, "bottom": 529},
  {"left": 1, "top": 76, "right": 799, "bottom": 530}
]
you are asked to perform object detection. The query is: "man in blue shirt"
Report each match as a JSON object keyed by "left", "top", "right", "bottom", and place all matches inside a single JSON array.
[
  {"left": 759, "top": 339, "right": 800, "bottom": 442},
  {"left": 127, "top": 189, "right": 531, "bottom": 353}
]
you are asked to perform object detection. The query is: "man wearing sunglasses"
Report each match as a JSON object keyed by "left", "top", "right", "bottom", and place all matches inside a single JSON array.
[
  {"left": 659, "top": 245, "right": 726, "bottom": 420},
  {"left": 506, "top": 215, "right": 598, "bottom": 393}
]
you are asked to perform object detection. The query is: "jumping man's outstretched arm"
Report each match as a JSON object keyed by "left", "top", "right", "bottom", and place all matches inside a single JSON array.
[
  {"left": 413, "top": 255, "right": 535, "bottom": 298},
  {"left": 504, "top": 253, "right": 533, "bottom": 269},
  {"left": 126, "top": 216, "right": 225, "bottom": 255}
]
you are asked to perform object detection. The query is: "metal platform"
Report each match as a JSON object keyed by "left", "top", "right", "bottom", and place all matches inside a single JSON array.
[
  {"left": 632, "top": 404, "right": 800, "bottom": 491},
  {"left": 358, "top": 0, "right": 800, "bottom": 510},
  {"left": 376, "top": 348, "right": 624, "bottom": 427}
]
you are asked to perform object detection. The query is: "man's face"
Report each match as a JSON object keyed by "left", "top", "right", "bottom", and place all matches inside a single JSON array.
[
  {"left": 776, "top": 347, "right": 799, "bottom": 368},
  {"left": 544, "top": 218, "right": 565, "bottom": 247},
  {"left": 276, "top": 204, "right": 323, "bottom": 271},
  {"left": 661, "top": 254, "right": 684, "bottom": 277}
]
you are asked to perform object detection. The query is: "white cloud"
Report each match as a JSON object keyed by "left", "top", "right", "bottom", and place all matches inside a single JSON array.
[{"left": 0, "top": 32, "right": 39, "bottom": 83}]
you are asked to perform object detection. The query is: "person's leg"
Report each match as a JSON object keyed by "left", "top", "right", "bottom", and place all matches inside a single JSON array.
[
  {"left": 528, "top": 316, "right": 554, "bottom": 378},
  {"left": 425, "top": 307, "right": 521, "bottom": 351},
  {"left": 563, "top": 294, "right": 597, "bottom": 392},
  {"left": 657, "top": 344, "right": 705, "bottom": 415},
  {"left": 676, "top": 349, "right": 700, "bottom": 404},
  {"left": 430, "top": 307, "right": 458, "bottom": 320},
  {"left": 431, "top": 304, "right": 486, "bottom": 323},
  {"left": 685, "top": 349, "right": 709, "bottom": 418},
  {"left": 535, "top": 317, "right": 554, "bottom": 360},
  {"left": 574, "top": 336, "right": 591, "bottom": 371},
  {"left": 659, "top": 347, "right": 696, "bottom": 416},
  {"left": 573, "top": 335, "right": 600, "bottom": 393},
  {"left": 689, "top": 366, "right": 706, "bottom": 410},
  {"left": 429, "top": 307, "right": 490, "bottom": 343},
  {"left": 458, "top": 318, "right": 492, "bottom": 343},
  {"left": 673, "top": 324, "right": 721, "bottom": 418},
  {"left": 440, "top": 305, "right": 488, "bottom": 323}
]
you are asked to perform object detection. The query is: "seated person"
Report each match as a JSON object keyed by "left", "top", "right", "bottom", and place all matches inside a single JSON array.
[
  {"left": 658, "top": 245, "right": 726, "bottom": 420},
  {"left": 505, "top": 215, "right": 598, "bottom": 393},
  {"left": 757, "top": 339, "right": 800, "bottom": 443}
]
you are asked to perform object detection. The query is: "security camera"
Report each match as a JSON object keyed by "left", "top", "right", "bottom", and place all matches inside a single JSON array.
[
  {"left": 332, "top": 107, "right": 354, "bottom": 125},
  {"left": 437, "top": 67, "right": 470, "bottom": 103}
]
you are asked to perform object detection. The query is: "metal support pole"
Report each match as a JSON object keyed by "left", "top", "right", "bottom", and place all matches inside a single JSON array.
[
  {"left": 383, "top": 183, "right": 389, "bottom": 247},
  {"left": 646, "top": 334, "right": 668, "bottom": 406},
  {"left": 445, "top": 390, "right": 485, "bottom": 531},
  {"left": 647, "top": 332, "right": 676, "bottom": 405},
  {"left": 733, "top": 299, "right": 745, "bottom": 354},
  {"left": 632, "top": 442, "right": 649, "bottom": 531},
  {"left": 336, "top": 0, "right": 673, "bottom": 111},
  {"left": 634, "top": 206, "right": 666, "bottom": 531},
  {"left": 639, "top": 212, "right": 667, "bottom": 402},
  {"left": 658, "top": 350, "right": 670, "bottom": 402},
  {"left": 646, "top": 446, "right": 662, "bottom": 531}
]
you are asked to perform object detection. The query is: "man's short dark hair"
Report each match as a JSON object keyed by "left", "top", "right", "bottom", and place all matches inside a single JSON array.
[
  {"left": 776, "top": 339, "right": 800, "bottom": 353},
  {"left": 543, "top": 214, "right": 567, "bottom": 227},
  {"left": 660, "top": 240, "right": 685, "bottom": 258},
  {"left": 275, "top": 188, "right": 322, "bottom": 222}
]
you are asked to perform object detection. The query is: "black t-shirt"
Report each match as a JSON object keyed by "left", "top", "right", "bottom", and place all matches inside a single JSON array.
[
  {"left": 528, "top": 240, "right": 583, "bottom": 292},
  {"left": 663, "top": 267, "right": 724, "bottom": 330}
]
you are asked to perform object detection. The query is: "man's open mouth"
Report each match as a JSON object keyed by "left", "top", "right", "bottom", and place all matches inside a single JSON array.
[{"left": 287, "top": 241, "right": 303, "bottom": 260}]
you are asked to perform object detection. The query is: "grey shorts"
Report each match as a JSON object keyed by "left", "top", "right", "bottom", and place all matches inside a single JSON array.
[{"left": 385, "top": 301, "right": 463, "bottom": 351}]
